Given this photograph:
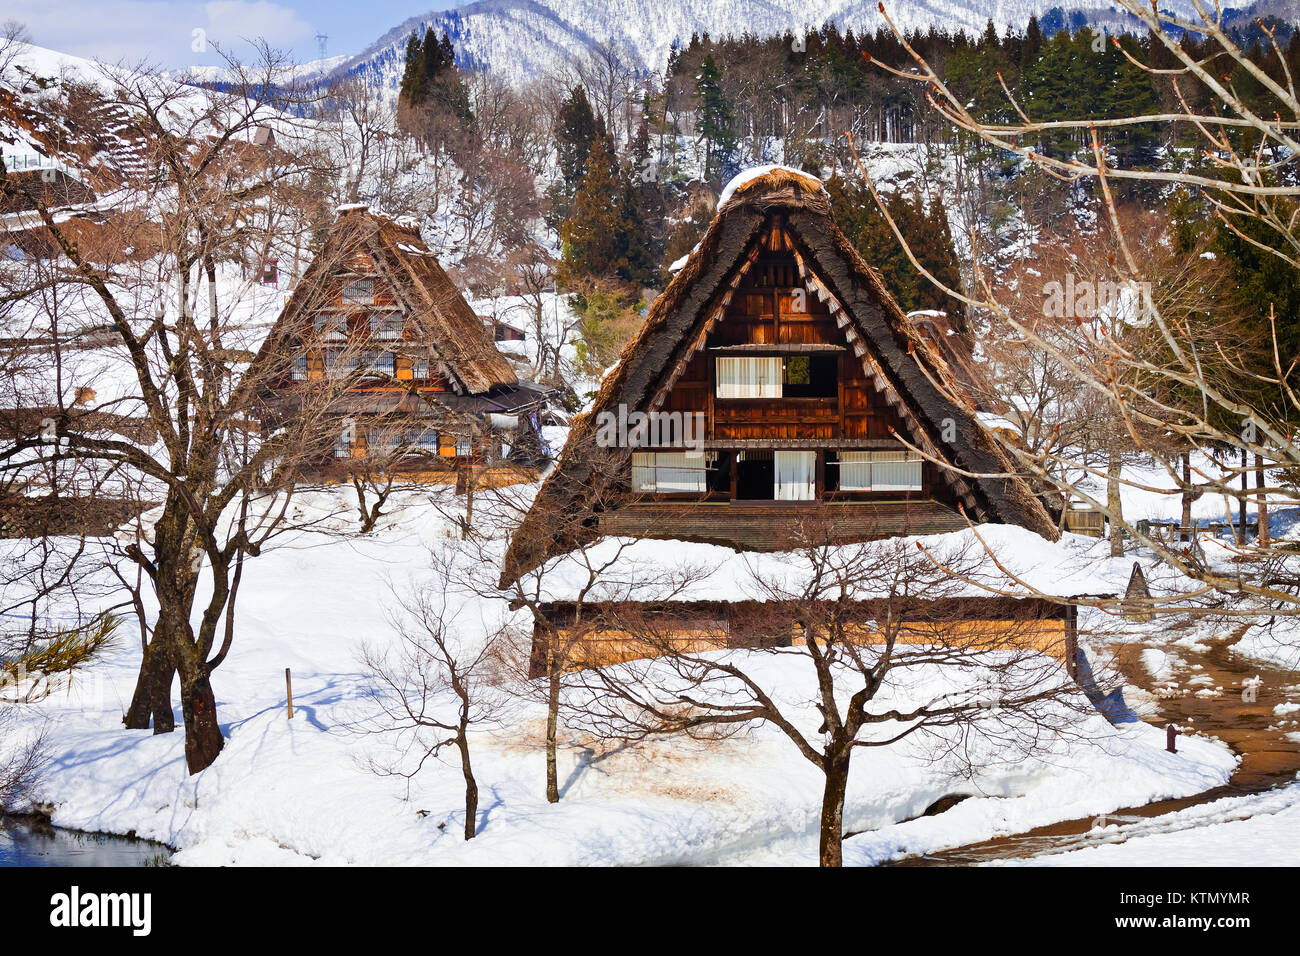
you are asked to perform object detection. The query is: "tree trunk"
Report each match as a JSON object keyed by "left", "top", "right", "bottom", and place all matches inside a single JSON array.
[
  {"left": 545, "top": 657, "right": 561, "bottom": 804},
  {"left": 1180, "top": 451, "right": 1194, "bottom": 542},
  {"left": 819, "top": 759, "right": 850, "bottom": 868},
  {"left": 458, "top": 732, "right": 478, "bottom": 841},
  {"left": 123, "top": 640, "right": 175, "bottom": 733},
  {"left": 1107, "top": 447, "right": 1124, "bottom": 557},
  {"left": 462, "top": 465, "right": 476, "bottom": 539},
  {"left": 1239, "top": 447, "right": 1248, "bottom": 545},
  {"left": 178, "top": 665, "right": 224, "bottom": 774},
  {"left": 1257, "top": 452, "right": 1270, "bottom": 545}
]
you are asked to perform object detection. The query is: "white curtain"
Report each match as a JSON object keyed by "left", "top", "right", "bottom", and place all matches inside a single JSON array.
[
  {"left": 870, "top": 450, "right": 923, "bottom": 491},
  {"left": 837, "top": 450, "right": 923, "bottom": 491},
  {"left": 632, "top": 452, "right": 706, "bottom": 493},
  {"left": 775, "top": 451, "right": 816, "bottom": 500},
  {"left": 631, "top": 452, "right": 656, "bottom": 492},
  {"left": 839, "top": 451, "right": 873, "bottom": 490},
  {"left": 716, "top": 357, "right": 783, "bottom": 399}
]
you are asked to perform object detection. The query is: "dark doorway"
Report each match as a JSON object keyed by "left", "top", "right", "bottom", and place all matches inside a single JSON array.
[{"left": 735, "top": 450, "right": 774, "bottom": 500}]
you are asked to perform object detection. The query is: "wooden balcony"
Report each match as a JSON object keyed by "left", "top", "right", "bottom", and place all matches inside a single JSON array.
[{"left": 712, "top": 396, "right": 839, "bottom": 441}]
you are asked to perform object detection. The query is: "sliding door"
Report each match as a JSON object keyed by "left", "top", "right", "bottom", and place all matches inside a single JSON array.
[{"left": 774, "top": 451, "right": 816, "bottom": 500}]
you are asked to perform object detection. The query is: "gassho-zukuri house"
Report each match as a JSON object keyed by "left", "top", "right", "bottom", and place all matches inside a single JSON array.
[
  {"left": 499, "top": 166, "right": 1076, "bottom": 678},
  {"left": 258, "top": 206, "right": 553, "bottom": 484}
]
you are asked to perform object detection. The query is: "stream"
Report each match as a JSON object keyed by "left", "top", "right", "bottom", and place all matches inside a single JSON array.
[
  {"left": 886, "top": 627, "right": 1300, "bottom": 865},
  {"left": 0, "top": 816, "right": 172, "bottom": 866}
]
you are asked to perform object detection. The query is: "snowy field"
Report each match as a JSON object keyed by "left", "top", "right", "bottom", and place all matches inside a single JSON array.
[{"left": 0, "top": 488, "right": 1245, "bottom": 866}]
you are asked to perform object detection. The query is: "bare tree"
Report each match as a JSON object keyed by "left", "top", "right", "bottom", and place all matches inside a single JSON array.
[
  {"left": 0, "top": 47, "right": 366, "bottom": 772},
  {"left": 0, "top": 19, "right": 30, "bottom": 83},
  {"left": 426, "top": 460, "right": 705, "bottom": 805},
  {"left": 324, "top": 74, "right": 396, "bottom": 204},
  {"left": 564, "top": 535, "right": 1090, "bottom": 866},
  {"left": 0, "top": 707, "right": 48, "bottom": 811},
  {"left": 847, "top": 2, "right": 1300, "bottom": 620},
  {"left": 357, "top": 577, "right": 507, "bottom": 840}
]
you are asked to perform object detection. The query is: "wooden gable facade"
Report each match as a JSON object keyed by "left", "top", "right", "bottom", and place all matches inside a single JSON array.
[
  {"left": 260, "top": 207, "right": 551, "bottom": 480},
  {"left": 502, "top": 168, "right": 1058, "bottom": 584}
]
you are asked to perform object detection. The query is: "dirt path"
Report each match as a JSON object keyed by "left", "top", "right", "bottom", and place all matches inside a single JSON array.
[{"left": 885, "top": 629, "right": 1300, "bottom": 866}]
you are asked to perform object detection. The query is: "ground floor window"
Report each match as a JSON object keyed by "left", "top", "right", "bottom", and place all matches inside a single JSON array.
[
  {"left": 410, "top": 429, "right": 440, "bottom": 453},
  {"left": 837, "top": 450, "right": 923, "bottom": 491},
  {"left": 632, "top": 451, "right": 707, "bottom": 493}
]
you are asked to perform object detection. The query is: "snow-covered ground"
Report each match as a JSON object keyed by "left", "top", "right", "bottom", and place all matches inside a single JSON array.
[
  {"left": 994, "top": 780, "right": 1300, "bottom": 867},
  {"left": 0, "top": 490, "right": 1243, "bottom": 866}
]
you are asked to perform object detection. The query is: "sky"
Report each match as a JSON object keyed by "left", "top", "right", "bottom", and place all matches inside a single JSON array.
[{"left": 5, "top": 0, "right": 460, "bottom": 68}]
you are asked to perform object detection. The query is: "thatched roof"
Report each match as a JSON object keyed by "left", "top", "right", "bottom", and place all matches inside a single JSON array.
[
  {"left": 500, "top": 168, "right": 1058, "bottom": 585},
  {"left": 907, "top": 310, "right": 1002, "bottom": 414},
  {"left": 269, "top": 207, "right": 517, "bottom": 395}
]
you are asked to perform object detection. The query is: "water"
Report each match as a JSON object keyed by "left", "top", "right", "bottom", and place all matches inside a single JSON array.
[
  {"left": 0, "top": 817, "right": 171, "bottom": 866},
  {"left": 888, "top": 629, "right": 1300, "bottom": 865}
]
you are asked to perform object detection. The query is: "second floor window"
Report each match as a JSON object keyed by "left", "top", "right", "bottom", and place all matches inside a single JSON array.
[
  {"left": 716, "top": 356, "right": 782, "bottom": 399},
  {"left": 343, "top": 279, "right": 375, "bottom": 304},
  {"left": 313, "top": 314, "right": 346, "bottom": 340},
  {"left": 370, "top": 314, "right": 403, "bottom": 340},
  {"left": 410, "top": 429, "right": 439, "bottom": 452}
]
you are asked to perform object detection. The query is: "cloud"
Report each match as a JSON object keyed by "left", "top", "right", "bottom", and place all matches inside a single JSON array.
[
  {"left": 203, "top": 1, "right": 315, "bottom": 48},
  {"left": 7, "top": 0, "right": 315, "bottom": 68}
]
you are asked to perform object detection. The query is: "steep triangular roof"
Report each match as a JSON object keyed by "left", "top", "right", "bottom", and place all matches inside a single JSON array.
[
  {"left": 501, "top": 168, "right": 1057, "bottom": 584},
  {"left": 269, "top": 207, "right": 517, "bottom": 395}
]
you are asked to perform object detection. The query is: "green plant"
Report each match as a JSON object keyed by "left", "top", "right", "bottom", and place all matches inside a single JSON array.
[{"left": 1, "top": 612, "right": 121, "bottom": 680}]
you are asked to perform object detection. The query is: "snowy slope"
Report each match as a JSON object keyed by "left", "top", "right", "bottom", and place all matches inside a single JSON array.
[{"left": 326, "top": 0, "right": 1219, "bottom": 91}]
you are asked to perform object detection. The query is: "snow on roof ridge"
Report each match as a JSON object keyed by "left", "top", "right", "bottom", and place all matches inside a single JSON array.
[
  {"left": 718, "top": 164, "right": 825, "bottom": 209},
  {"left": 668, "top": 241, "right": 701, "bottom": 275}
]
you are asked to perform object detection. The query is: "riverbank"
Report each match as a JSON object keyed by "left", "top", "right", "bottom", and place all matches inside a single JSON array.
[{"left": 1, "top": 813, "right": 171, "bottom": 866}]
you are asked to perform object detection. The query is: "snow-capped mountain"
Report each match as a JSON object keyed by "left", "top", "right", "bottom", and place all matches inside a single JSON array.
[{"left": 326, "top": 0, "right": 1215, "bottom": 93}]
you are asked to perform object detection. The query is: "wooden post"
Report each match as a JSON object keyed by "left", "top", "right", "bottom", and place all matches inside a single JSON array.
[
  {"left": 1166, "top": 723, "right": 1177, "bottom": 753},
  {"left": 285, "top": 667, "right": 294, "bottom": 720}
]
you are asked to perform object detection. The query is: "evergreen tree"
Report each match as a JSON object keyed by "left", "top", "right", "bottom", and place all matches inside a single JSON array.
[
  {"left": 1021, "top": 15, "right": 1044, "bottom": 71},
  {"left": 826, "top": 176, "right": 960, "bottom": 313},
  {"left": 695, "top": 54, "right": 737, "bottom": 185},
  {"left": 619, "top": 117, "right": 662, "bottom": 285},
  {"left": 559, "top": 135, "right": 627, "bottom": 285},
  {"left": 398, "top": 31, "right": 427, "bottom": 109},
  {"left": 554, "top": 86, "right": 601, "bottom": 192},
  {"left": 397, "top": 28, "right": 471, "bottom": 136},
  {"left": 547, "top": 86, "right": 605, "bottom": 231}
]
